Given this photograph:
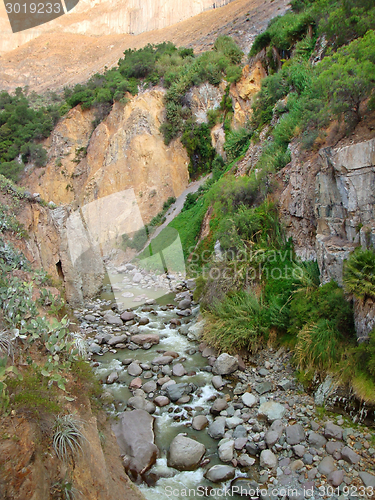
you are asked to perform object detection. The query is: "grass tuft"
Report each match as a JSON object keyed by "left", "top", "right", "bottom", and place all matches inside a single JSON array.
[{"left": 52, "top": 414, "right": 86, "bottom": 462}]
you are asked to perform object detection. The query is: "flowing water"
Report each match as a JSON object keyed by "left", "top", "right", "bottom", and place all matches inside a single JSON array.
[{"left": 88, "top": 284, "right": 250, "bottom": 500}]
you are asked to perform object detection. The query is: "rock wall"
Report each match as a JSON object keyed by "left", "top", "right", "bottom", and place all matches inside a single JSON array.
[
  {"left": 279, "top": 137, "right": 375, "bottom": 339},
  {"left": 23, "top": 90, "right": 190, "bottom": 224},
  {"left": 0, "top": 0, "right": 233, "bottom": 54}
]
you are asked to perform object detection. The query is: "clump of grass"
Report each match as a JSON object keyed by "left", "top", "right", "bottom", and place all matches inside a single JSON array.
[
  {"left": 202, "top": 291, "right": 267, "bottom": 353},
  {"left": 53, "top": 414, "right": 86, "bottom": 462}
]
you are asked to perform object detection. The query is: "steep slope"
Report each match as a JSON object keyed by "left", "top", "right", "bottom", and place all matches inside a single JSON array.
[{"left": 0, "top": 0, "right": 288, "bottom": 93}]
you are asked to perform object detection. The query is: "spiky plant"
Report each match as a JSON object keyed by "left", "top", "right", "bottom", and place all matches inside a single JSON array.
[
  {"left": 53, "top": 414, "right": 86, "bottom": 462},
  {"left": 70, "top": 333, "right": 88, "bottom": 359},
  {"left": 343, "top": 248, "right": 375, "bottom": 301},
  {"left": 0, "top": 330, "right": 14, "bottom": 360}
]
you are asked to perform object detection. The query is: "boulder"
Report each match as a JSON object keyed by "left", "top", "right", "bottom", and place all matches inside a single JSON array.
[
  {"left": 107, "top": 334, "right": 128, "bottom": 346},
  {"left": 241, "top": 393, "right": 258, "bottom": 408},
  {"left": 359, "top": 471, "right": 375, "bottom": 488},
  {"left": 128, "top": 362, "right": 142, "bottom": 377},
  {"left": 318, "top": 456, "right": 336, "bottom": 475},
  {"left": 293, "top": 445, "right": 306, "bottom": 458},
  {"left": 260, "top": 449, "right": 277, "bottom": 469},
  {"left": 178, "top": 298, "right": 192, "bottom": 310},
  {"left": 103, "top": 313, "right": 123, "bottom": 326},
  {"left": 106, "top": 371, "right": 119, "bottom": 384},
  {"left": 308, "top": 431, "right": 327, "bottom": 448},
  {"left": 286, "top": 424, "right": 305, "bottom": 445},
  {"left": 326, "top": 441, "right": 342, "bottom": 455},
  {"left": 258, "top": 402, "right": 286, "bottom": 422},
  {"left": 168, "top": 434, "right": 206, "bottom": 471},
  {"left": 324, "top": 422, "right": 343, "bottom": 440},
  {"left": 132, "top": 273, "right": 143, "bottom": 283},
  {"left": 218, "top": 440, "right": 235, "bottom": 462},
  {"left": 131, "top": 334, "right": 160, "bottom": 346},
  {"left": 165, "top": 383, "right": 193, "bottom": 402},
  {"left": 192, "top": 415, "right": 209, "bottom": 431},
  {"left": 265, "top": 430, "right": 280, "bottom": 448},
  {"left": 328, "top": 470, "right": 345, "bottom": 487},
  {"left": 213, "top": 353, "right": 239, "bottom": 375},
  {"left": 138, "top": 317, "right": 150, "bottom": 325},
  {"left": 142, "top": 380, "right": 157, "bottom": 394},
  {"left": 205, "top": 465, "right": 235, "bottom": 483},
  {"left": 152, "top": 355, "right": 174, "bottom": 365},
  {"left": 230, "top": 479, "right": 260, "bottom": 497},
  {"left": 112, "top": 410, "right": 158, "bottom": 480},
  {"left": 341, "top": 446, "right": 360, "bottom": 465},
  {"left": 237, "top": 454, "right": 256, "bottom": 467},
  {"left": 172, "top": 363, "right": 187, "bottom": 377},
  {"left": 153, "top": 396, "right": 170, "bottom": 407},
  {"left": 254, "top": 381, "right": 273, "bottom": 394},
  {"left": 212, "top": 375, "right": 225, "bottom": 390},
  {"left": 210, "top": 398, "right": 228, "bottom": 415},
  {"left": 208, "top": 417, "right": 226, "bottom": 440},
  {"left": 129, "top": 377, "right": 143, "bottom": 390},
  {"left": 128, "top": 396, "right": 156, "bottom": 414},
  {"left": 120, "top": 311, "right": 135, "bottom": 322}
]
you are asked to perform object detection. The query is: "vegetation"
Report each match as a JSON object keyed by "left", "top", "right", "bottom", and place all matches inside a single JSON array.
[
  {"left": 53, "top": 414, "right": 86, "bottom": 462},
  {"left": 343, "top": 247, "right": 375, "bottom": 301}
]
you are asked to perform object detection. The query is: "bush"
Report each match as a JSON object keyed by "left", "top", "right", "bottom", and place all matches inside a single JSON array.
[
  {"left": 224, "top": 128, "right": 252, "bottom": 162},
  {"left": 203, "top": 291, "right": 267, "bottom": 353},
  {"left": 343, "top": 247, "right": 375, "bottom": 301}
]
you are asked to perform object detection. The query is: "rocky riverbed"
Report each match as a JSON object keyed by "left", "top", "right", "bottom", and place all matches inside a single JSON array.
[{"left": 73, "top": 273, "right": 375, "bottom": 500}]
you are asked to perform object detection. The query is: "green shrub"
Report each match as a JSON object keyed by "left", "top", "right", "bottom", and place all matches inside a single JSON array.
[
  {"left": 203, "top": 291, "right": 267, "bottom": 353},
  {"left": 343, "top": 247, "right": 375, "bottom": 301},
  {"left": 223, "top": 128, "right": 252, "bottom": 162}
]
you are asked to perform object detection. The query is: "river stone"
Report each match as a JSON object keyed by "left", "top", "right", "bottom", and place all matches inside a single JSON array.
[
  {"left": 133, "top": 273, "right": 143, "bottom": 283},
  {"left": 106, "top": 371, "right": 119, "bottom": 384},
  {"left": 112, "top": 409, "right": 158, "bottom": 480},
  {"left": 165, "top": 383, "right": 193, "bottom": 402},
  {"left": 120, "top": 311, "right": 135, "bottom": 322},
  {"left": 254, "top": 381, "right": 273, "bottom": 395},
  {"left": 210, "top": 398, "right": 228, "bottom": 415},
  {"left": 326, "top": 441, "right": 342, "bottom": 455},
  {"left": 178, "top": 298, "right": 192, "bottom": 310},
  {"left": 168, "top": 434, "right": 206, "bottom": 471},
  {"left": 138, "top": 317, "right": 150, "bottom": 326},
  {"left": 359, "top": 471, "right": 375, "bottom": 488},
  {"left": 142, "top": 380, "right": 157, "bottom": 394},
  {"left": 213, "top": 353, "right": 239, "bottom": 375},
  {"left": 233, "top": 425, "right": 248, "bottom": 439},
  {"left": 218, "top": 440, "right": 235, "bottom": 462},
  {"left": 230, "top": 478, "right": 260, "bottom": 497},
  {"left": 152, "top": 355, "right": 174, "bottom": 365},
  {"left": 328, "top": 470, "right": 345, "bottom": 487},
  {"left": 129, "top": 377, "right": 143, "bottom": 389},
  {"left": 128, "top": 362, "right": 143, "bottom": 377},
  {"left": 308, "top": 431, "right": 327, "bottom": 448},
  {"left": 108, "top": 334, "right": 128, "bottom": 346},
  {"left": 89, "top": 343, "right": 101, "bottom": 354},
  {"left": 192, "top": 415, "right": 209, "bottom": 431},
  {"left": 265, "top": 430, "right": 280, "bottom": 448},
  {"left": 238, "top": 454, "right": 256, "bottom": 467},
  {"left": 270, "top": 419, "right": 285, "bottom": 438},
  {"left": 260, "top": 449, "right": 277, "bottom": 469},
  {"left": 235, "top": 437, "right": 248, "bottom": 450},
  {"left": 131, "top": 334, "right": 160, "bottom": 346},
  {"left": 212, "top": 375, "right": 225, "bottom": 389},
  {"left": 293, "top": 445, "right": 306, "bottom": 458},
  {"left": 127, "top": 396, "right": 155, "bottom": 414},
  {"left": 258, "top": 402, "right": 286, "bottom": 422},
  {"left": 324, "top": 422, "right": 343, "bottom": 440},
  {"left": 208, "top": 417, "right": 226, "bottom": 440},
  {"left": 226, "top": 416, "right": 243, "bottom": 429},
  {"left": 172, "top": 363, "right": 187, "bottom": 377},
  {"left": 154, "top": 396, "right": 170, "bottom": 407},
  {"left": 205, "top": 465, "right": 235, "bottom": 483},
  {"left": 318, "top": 456, "right": 336, "bottom": 475},
  {"left": 242, "top": 393, "right": 258, "bottom": 408},
  {"left": 341, "top": 446, "right": 360, "bottom": 464},
  {"left": 286, "top": 424, "right": 305, "bottom": 445},
  {"left": 202, "top": 346, "right": 217, "bottom": 358},
  {"left": 104, "top": 313, "right": 123, "bottom": 326},
  {"left": 85, "top": 314, "right": 97, "bottom": 322}
]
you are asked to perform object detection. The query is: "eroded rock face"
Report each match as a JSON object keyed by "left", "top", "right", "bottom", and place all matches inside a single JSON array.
[
  {"left": 112, "top": 409, "right": 158, "bottom": 481},
  {"left": 24, "top": 91, "right": 190, "bottom": 224},
  {"left": 279, "top": 137, "right": 375, "bottom": 340}
]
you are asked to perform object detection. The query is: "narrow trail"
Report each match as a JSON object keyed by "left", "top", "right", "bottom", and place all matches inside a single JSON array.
[{"left": 144, "top": 173, "right": 211, "bottom": 249}]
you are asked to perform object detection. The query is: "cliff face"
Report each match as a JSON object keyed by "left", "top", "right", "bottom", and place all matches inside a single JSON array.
[
  {"left": 0, "top": 0, "right": 233, "bottom": 54},
  {"left": 278, "top": 135, "right": 375, "bottom": 340},
  {"left": 23, "top": 90, "right": 190, "bottom": 224}
]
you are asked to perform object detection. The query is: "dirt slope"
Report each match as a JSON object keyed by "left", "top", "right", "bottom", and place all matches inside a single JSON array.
[{"left": 0, "top": 0, "right": 288, "bottom": 94}]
